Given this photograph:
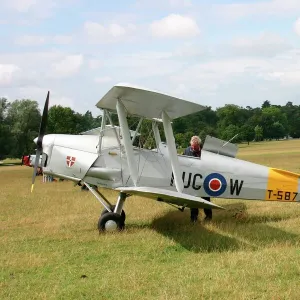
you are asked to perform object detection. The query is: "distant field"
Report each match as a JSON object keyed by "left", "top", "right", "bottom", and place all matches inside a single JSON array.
[
  {"left": 237, "top": 139, "right": 300, "bottom": 174},
  {"left": 0, "top": 158, "right": 22, "bottom": 166},
  {"left": 1, "top": 140, "right": 300, "bottom": 299}
]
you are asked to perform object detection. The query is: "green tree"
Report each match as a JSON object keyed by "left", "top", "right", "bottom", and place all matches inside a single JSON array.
[
  {"left": 6, "top": 99, "right": 41, "bottom": 157},
  {"left": 0, "top": 98, "right": 12, "bottom": 159},
  {"left": 219, "top": 124, "right": 241, "bottom": 142},
  {"left": 281, "top": 102, "right": 300, "bottom": 138},
  {"left": 260, "top": 106, "right": 288, "bottom": 139},
  {"left": 47, "top": 105, "right": 77, "bottom": 134},
  {"left": 216, "top": 104, "right": 247, "bottom": 128},
  {"left": 240, "top": 124, "right": 255, "bottom": 145},
  {"left": 175, "top": 133, "right": 185, "bottom": 149},
  {"left": 254, "top": 125, "right": 263, "bottom": 141},
  {"left": 271, "top": 122, "right": 286, "bottom": 140},
  {"left": 173, "top": 106, "right": 218, "bottom": 137},
  {"left": 262, "top": 100, "right": 271, "bottom": 109},
  {"left": 199, "top": 126, "right": 217, "bottom": 143}
]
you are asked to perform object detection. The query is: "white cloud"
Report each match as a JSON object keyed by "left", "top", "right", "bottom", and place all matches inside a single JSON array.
[
  {"left": 172, "top": 83, "right": 189, "bottom": 98},
  {"left": 51, "top": 54, "right": 83, "bottom": 78},
  {"left": 88, "top": 59, "right": 102, "bottom": 70},
  {"left": 167, "top": 48, "right": 300, "bottom": 106},
  {"left": 215, "top": 0, "right": 300, "bottom": 20},
  {"left": 103, "top": 51, "right": 184, "bottom": 78},
  {"left": 15, "top": 34, "right": 73, "bottom": 46},
  {"left": 168, "top": 0, "right": 192, "bottom": 7},
  {"left": 0, "top": 1, "right": 79, "bottom": 23},
  {"left": 171, "top": 57, "right": 271, "bottom": 89},
  {"left": 6, "top": 0, "right": 40, "bottom": 12},
  {"left": 18, "top": 86, "right": 75, "bottom": 109},
  {"left": 15, "top": 35, "right": 46, "bottom": 46},
  {"left": 134, "top": 0, "right": 192, "bottom": 9},
  {"left": 51, "top": 96, "right": 74, "bottom": 108},
  {"left": 94, "top": 76, "right": 112, "bottom": 83},
  {"left": 294, "top": 18, "right": 300, "bottom": 36},
  {"left": 261, "top": 71, "right": 300, "bottom": 85},
  {"left": 150, "top": 14, "right": 200, "bottom": 38},
  {"left": 0, "top": 50, "right": 62, "bottom": 85},
  {"left": 0, "top": 64, "right": 21, "bottom": 86},
  {"left": 172, "top": 42, "right": 206, "bottom": 58},
  {"left": 0, "top": 51, "right": 86, "bottom": 88},
  {"left": 83, "top": 21, "right": 136, "bottom": 43},
  {"left": 230, "top": 32, "right": 291, "bottom": 57},
  {"left": 0, "top": 51, "right": 62, "bottom": 67},
  {"left": 1, "top": 0, "right": 56, "bottom": 19},
  {"left": 52, "top": 35, "right": 73, "bottom": 44},
  {"left": 256, "top": 50, "right": 300, "bottom": 85}
]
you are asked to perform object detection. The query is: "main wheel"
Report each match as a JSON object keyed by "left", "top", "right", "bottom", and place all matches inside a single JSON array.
[
  {"left": 98, "top": 212, "right": 125, "bottom": 232},
  {"left": 101, "top": 205, "right": 126, "bottom": 222}
]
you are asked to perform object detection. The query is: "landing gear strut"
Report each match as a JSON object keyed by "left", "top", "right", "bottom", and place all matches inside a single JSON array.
[
  {"left": 83, "top": 182, "right": 127, "bottom": 232},
  {"left": 98, "top": 192, "right": 127, "bottom": 232}
]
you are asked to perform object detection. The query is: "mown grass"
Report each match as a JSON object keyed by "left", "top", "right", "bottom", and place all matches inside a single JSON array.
[{"left": 1, "top": 140, "right": 300, "bottom": 299}]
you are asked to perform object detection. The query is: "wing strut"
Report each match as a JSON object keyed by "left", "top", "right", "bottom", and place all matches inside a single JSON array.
[
  {"left": 97, "top": 109, "right": 107, "bottom": 154},
  {"left": 152, "top": 120, "right": 161, "bottom": 149},
  {"left": 162, "top": 111, "right": 184, "bottom": 193},
  {"left": 131, "top": 117, "right": 143, "bottom": 145},
  {"left": 116, "top": 99, "right": 138, "bottom": 186}
]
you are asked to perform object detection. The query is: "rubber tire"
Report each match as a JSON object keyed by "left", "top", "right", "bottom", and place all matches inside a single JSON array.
[
  {"left": 101, "top": 205, "right": 126, "bottom": 222},
  {"left": 98, "top": 212, "right": 124, "bottom": 232}
]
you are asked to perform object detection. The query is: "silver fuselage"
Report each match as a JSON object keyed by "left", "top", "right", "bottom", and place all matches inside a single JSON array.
[{"left": 39, "top": 133, "right": 300, "bottom": 203}]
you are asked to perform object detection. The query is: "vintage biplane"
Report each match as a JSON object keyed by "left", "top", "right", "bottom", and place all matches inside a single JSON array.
[{"left": 31, "top": 83, "right": 300, "bottom": 232}]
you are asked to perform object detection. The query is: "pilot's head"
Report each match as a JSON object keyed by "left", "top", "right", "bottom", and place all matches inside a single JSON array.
[{"left": 190, "top": 136, "right": 201, "bottom": 151}]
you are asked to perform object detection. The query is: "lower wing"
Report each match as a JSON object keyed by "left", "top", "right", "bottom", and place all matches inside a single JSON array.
[{"left": 115, "top": 186, "right": 224, "bottom": 210}]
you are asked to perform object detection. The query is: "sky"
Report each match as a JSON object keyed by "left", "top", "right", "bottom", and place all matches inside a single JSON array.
[{"left": 1, "top": 0, "right": 300, "bottom": 116}]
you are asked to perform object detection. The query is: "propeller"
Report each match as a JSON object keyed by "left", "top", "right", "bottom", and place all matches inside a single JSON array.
[{"left": 31, "top": 91, "right": 50, "bottom": 193}]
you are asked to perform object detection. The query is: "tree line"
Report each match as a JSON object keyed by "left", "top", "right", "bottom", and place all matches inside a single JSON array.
[
  {"left": 0, "top": 97, "right": 299, "bottom": 159},
  {"left": 0, "top": 98, "right": 102, "bottom": 159},
  {"left": 173, "top": 100, "right": 300, "bottom": 148}
]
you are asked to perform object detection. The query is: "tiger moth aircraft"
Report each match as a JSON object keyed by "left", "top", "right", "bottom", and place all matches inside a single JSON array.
[{"left": 31, "top": 83, "right": 300, "bottom": 232}]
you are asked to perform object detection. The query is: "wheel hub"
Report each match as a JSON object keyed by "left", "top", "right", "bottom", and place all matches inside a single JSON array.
[{"left": 105, "top": 220, "right": 118, "bottom": 231}]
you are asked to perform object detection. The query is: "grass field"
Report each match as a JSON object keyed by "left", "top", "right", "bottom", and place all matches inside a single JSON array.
[
  {"left": 1, "top": 140, "right": 300, "bottom": 299},
  {"left": 0, "top": 158, "right": 22, "bottom": 166}
]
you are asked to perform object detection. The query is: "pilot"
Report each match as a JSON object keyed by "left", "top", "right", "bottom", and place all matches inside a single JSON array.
[{"left": 183, "top": 136, "right": 212, "bottom": 223}]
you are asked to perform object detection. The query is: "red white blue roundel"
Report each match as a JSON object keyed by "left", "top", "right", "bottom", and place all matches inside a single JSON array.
[{"left": 203, "top": 173, "right": 227, "bottom": 197}]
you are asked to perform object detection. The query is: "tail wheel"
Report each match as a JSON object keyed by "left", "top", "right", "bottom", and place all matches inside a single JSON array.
[{"left": 98, "top": 212, "right": 125, "bottom": 232}]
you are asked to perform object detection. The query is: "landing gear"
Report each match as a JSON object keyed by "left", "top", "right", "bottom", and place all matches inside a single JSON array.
[
  {"left": 82, "top": 182, "right": 128, "bottom": 232},
  {"left": 98, "top": 212, "right": 125, "bottom": 231},
  {"left": 99, "top": 204, "right": 126, "bottom": 231},
  {"left": 98, "top": 192, "right": 127, "bottom": 232}
]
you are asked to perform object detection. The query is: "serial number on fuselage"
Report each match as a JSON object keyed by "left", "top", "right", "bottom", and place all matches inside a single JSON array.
[{"left": 267, "top": 189, "right": 298, "bottom": 201}]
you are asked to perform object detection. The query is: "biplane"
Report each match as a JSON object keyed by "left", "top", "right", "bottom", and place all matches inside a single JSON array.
[{"left": 31, "top": 83, "right": 300, "bottom": 232}]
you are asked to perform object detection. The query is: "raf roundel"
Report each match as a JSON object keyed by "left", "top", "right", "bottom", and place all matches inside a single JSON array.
[{"left": 203, "top": 173, "right": 227, "bottom": 197}]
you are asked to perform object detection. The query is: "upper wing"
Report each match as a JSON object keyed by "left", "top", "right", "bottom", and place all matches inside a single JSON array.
[
  {"left": 96, "top": 83, "right": 206, "bottom": 120},
  {"left": 115, "top": 186, "right": 224, "bottom": 210}
]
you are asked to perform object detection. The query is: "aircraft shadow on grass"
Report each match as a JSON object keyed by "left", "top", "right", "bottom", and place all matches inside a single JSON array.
[{"left": 146, "top": 202, "right": 299, "bottom": 253}]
